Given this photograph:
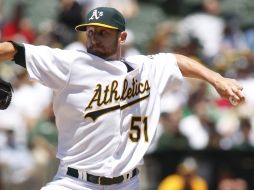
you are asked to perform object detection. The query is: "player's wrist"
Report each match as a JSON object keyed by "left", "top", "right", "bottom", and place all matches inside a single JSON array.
[{"left": 207, "top": 72, "right": 222, "bottom": 87}]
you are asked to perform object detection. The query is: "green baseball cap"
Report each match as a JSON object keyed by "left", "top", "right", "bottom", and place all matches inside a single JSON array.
[{"left": 75, "top": 7, "right": 125, "bottom": 31}]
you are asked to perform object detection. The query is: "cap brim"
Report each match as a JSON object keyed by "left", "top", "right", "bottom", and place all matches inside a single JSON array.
[{"left": 75, "top": 23, "right": 119, "bottom": 31}]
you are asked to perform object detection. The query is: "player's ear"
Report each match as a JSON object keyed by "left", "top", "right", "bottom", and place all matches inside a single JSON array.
[{"left": 119, "top": 31, "right": 127, "bottom": 44}]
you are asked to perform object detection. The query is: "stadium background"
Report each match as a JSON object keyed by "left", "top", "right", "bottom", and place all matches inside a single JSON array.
[{"left": 0, "top": 0, "right": 254, "bottom": 189}]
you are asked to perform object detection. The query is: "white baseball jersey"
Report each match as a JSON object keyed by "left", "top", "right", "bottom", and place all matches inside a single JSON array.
[{"left": 23, "top": 44, "right": 183, "bottom": 177}]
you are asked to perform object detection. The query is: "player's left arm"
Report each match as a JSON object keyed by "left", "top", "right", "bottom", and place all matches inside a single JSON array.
[{"left": 175, "top": 54, "right": 245, "bottom": 104}]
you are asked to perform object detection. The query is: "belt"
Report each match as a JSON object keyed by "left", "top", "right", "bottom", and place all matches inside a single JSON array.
[{"left": 66, "top": 167, "right": 138, "bottom": 185}]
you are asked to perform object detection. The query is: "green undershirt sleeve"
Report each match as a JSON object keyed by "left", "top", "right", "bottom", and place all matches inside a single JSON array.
[{"left": 9, "top": 41, "right": 26, "bottom": 68}]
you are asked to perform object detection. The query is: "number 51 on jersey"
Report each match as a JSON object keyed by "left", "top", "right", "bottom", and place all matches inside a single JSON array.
[{"left": 129, "top": 116, "right": 149, "bottom": 143}]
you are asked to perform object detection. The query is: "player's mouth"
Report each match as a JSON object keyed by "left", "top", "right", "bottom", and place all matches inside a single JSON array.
[
  {"left": 87, "top": 47, "right": 108, "bottom": 58},
  {"left": 88, "top": 44, "right": 104, "bottom": 51},
  {"left": 88, "top": 47, "right": 104, "bottom": 54}
]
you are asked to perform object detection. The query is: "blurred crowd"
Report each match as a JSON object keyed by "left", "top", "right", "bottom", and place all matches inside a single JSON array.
[{"left": 0, "top": 0, "right": 254, "bottom": 189}]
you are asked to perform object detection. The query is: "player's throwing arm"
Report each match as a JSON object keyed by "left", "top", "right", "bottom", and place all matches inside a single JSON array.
[{"left": 175, "top": 54, "right": 245, "bottom": 105}]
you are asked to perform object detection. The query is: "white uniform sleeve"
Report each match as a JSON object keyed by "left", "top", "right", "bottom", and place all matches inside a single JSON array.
[
  {"left": 24, "top": 44, "right": 72, "bottom": 90},
  {"left": 151, "top": 53, "right": 183, "bottom": 95}
]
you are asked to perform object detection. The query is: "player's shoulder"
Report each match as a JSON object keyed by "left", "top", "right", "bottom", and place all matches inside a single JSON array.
[
  {"left": 125, "top": 54, "right": 147, "bottom": 62},
  {"left": 23, "top": 43, "right": 96, "bottom": 65},
  {"left": 125, "top": 53, "right": 175, "bottom": 63},
  {"left": 56, "top": 48, "right": 95, "bottom": 61},
  {"left": 24, "top": 43, "right": 84, "bottom": 55}
]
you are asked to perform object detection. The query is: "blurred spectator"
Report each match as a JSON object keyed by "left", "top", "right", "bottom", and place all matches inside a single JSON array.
[
  {"left": 231, "top": 117, "right": 254, "bottom": 150},
  {"left": 213, "top": 15, "right": 251, "bottom": 74},
  {"left": 220, "top": 15, "right": 249, "bottom": 52},
  {"left": 55, "top": 0, "right": 83, "bottom": 45},
  {"left": 28, "top": 103, "right": 58, "bottom": 187},
  {"left": 178, "top": 0, "right": 225, "bottom": 63},
  {"left": 216, "top": 166, "right": 249, "bottom": 190},
  {"left": 0, "top": 69, "right": 53, "bottom": 189},
  {"left": 173, "top": 35, "right": 203, "bottom": 59},
  {"left": 239, "top": 73, "right": 254, "bottom": 108},
  {"left": 179, "top": 83, "right": 211, "bottom": 149},
  {"left": 2, "top": 2, "right": 36, "bottom": 43},
  {"left": 11, "top": 71, "right": 53, "bottom": 127},
  {"left": 0, "top": 105, "right": 27, "bottom": 147},
  {"left": 34, "top": 19, "right": 63, "bottom": 48},
  {"left": 64, "top": 31, "right": 87, "bottom": 51},
  {"left": 121, "top": 29, "right": 141, "bottom": 57},
  {"left": 218, "top": 178, "right": 248, "bottom": 190},
  {"left": 156, "top": 109, "right": 190, "bottom": 151},
  {"left": 57, "top": 0, "right": 83, "bottom": 30},
  {"left": 206, "top": 120, "right": 222, "bottom": 149},
  {"left": 0, "top": 129, "right": 36, "bottom": 190},
  {"left": 157, "top": 157, "right": 208, "bottom": 190},
  {"left": 0, "top": 69, "right": 52, "bottom": 150},
  {"left": 159, "top": 77, "right": 190, "bottom": 115},
  {"left": 147, "top": 21, "right": 175, "bottom": 54},
  {"left": 215, "top": 110, "right": 241, "bottom": 150},
  {"left": 245, "top": 26, "right": 254, "bottom": 53}
]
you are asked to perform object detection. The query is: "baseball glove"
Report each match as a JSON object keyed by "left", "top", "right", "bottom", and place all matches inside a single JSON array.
[{"left": 0, "top": 78, "right": 13, "bottom": 110}]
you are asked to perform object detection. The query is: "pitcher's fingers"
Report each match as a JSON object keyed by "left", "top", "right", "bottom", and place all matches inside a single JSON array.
[
  {"left": 234, "top": 90, "right": 245, "bottom": 103},
  {"left": 238, "top": 90, "right": 245, "bottom": 102}
]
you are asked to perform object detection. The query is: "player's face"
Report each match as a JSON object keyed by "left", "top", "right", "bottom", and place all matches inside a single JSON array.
[{"left": 86, "top": 26, "right": 126, "bottom": 60}]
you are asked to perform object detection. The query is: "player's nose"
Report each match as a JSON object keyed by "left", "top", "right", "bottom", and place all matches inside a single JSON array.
[
  {"left": 87, "top": 31, "right": 96, "bottom": 44},
  {"left": 90, "top": 34, "right": 98, "bottom": 45}
]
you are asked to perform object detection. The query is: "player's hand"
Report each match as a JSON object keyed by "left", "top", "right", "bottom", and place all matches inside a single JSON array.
[{"left": 213, "top": 76, "right": 245, "bottom": 106}]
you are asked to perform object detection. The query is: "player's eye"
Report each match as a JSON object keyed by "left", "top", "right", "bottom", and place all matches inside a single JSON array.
[{"left": 98, "top": 30, "right": 107, "bottom": 36}]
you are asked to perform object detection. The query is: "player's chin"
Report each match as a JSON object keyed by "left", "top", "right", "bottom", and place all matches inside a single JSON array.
[{"left": 87, "top": 49, "right": 110, "bottom": 59}]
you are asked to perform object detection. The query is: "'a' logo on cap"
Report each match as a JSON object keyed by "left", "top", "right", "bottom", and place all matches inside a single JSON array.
[{"left": 89, "top": 10, "right": 104, "bottom": 20}]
